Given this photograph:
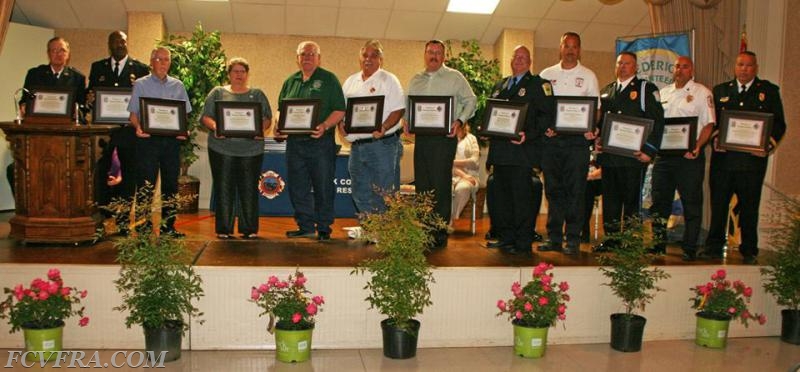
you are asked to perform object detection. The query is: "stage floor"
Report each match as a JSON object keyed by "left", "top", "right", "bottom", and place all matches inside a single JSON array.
[{"left": 0, "top": 211, "right": 762, "bottom": 268}]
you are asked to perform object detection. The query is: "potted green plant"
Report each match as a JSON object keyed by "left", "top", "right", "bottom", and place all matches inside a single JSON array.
[
  {"left": 110, "top": 184, "right": 204, "bottom": 362},
  {"left": 760, "top": 186, "right": 800, "bottom": 344},
  {"left": 352, "top": 191, "right": 444, "bottom": 359},
  {"left": 0, "top": 268, "right": 89, "bottom": 362},
  {"left": 690, "top": 268, "right": 766, "bottom": 348},
  {"left": 250, "top": 269, "right": 325, "bottom": 363},
  {"left": 496, "top": 262, "right": 570, "bottom": 358},
  {"left": 597, "top": 216, "right": 670, "bottom": 352},
  {"left": 158, "top": 22, "right": 227, "bottom": 213}
]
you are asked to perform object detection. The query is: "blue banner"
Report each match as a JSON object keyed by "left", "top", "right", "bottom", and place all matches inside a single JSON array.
[{"left": 616, "top": 32, "right": 692, "bottom": 88}]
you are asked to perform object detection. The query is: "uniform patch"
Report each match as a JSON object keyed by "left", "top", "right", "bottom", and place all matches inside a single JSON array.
[
  {"left": 542, "top": 82, "right": 552, "bottom": 96},
  {"left": 98, "top": 76, "right": 106, "bottom": 82},
  {"left": 686, "top": 95, "right": 693, "bottom": 103},
  {"left": 258, "top": 170, "right": 286, "bottom": 199},
  {"left": 630, "top": 90, "right": 638, "bottom": 100},
  {"left": 720, "top": 97, "right": 729, "bottom": 103},
  {"left": 312, "top": 80, "right": 322, "bottom": 89},
  {"left": 575, "top": 78, "right": 583, "bottom": 87},
  {"left": 758, "top": 92, "right": 765, "bottom": 102},
  {"left": 518, "top": 88, "right": 526, "bottom": 96}
]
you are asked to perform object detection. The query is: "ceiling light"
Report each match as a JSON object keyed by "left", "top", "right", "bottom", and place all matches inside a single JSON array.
[{"left": 446, "top": 0, "right": 500, "bottom": 14}]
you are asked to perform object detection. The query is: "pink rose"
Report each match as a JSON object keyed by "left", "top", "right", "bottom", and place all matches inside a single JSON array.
[
  {"left": 60, "top": 287, "right": 71, "bottom": 296},
  {"left": 511, "top": 282, "right": 522, "bottom": 296},
  {"left": 31, "top": 278, "right": 46, "bottom": 291},
  {"left": 277, "top": 281, "right": 288, "bottom": 289},
  {"left": 524, "top": 302, "right": 533, "bottom": 312},
  {"left": 79, "top": 290, "right": 88, "bottom": 299},
  {"left": 267, "top": 276, "right": 279, "bottom": 286},
  {"left": 558, "top": 304, "right": 566, "bottom": 314},
  {"left": 258, "top": 284, "right": 269, "bottom": 293},
  {"left": 538, "top": 297, "right": 549, "bottom": 306},
  {"left": 295, "top": 275, "right": 307, "bottom": 287},
  {"left": 715, "top": 269, "right": 726, "bottom": 280},
  {"left": 742, "top": 310, "right": 751, "bottom": 319},
  {"left": 250, "top": 288, "right": 260, "bottom": 300},
  {"left": 47, "top": 268, "right": 61, "bottom": 281},
  {"left": 38, "top": 291, "right": 49, "bottom": 300},
  {"left": 541, "top": 275, "right": 552, "bottom": 285},
  {"left": 743, "top": 287, "right": 753, "bottom": 297},
  {"left": 559, "top": 282, "right": 569, "bottom": 292},
  {"left": 758, "top": 314, "right": 767, "bottom": 325},
  {"left": 496, "top": 300, "right": 506, "bottom": 311},
  {"left": 292, "top": 313, "right": 302, "bottom": 324},
  {"left": 533, "top": 262, "right": 549, "bottom": 277},
  {"left": 542, "top": 285, "right": 552, "bottom": 293},
  {"left": 697, "top": 285, "right": 709, "bottom": 295},
  {"left": 557, "top": 313, "right": 566, "bottom": 320},
  {"left": 515, "top": 311, "right": 523, "bottom": 320},
  {"left": 312, "top": 296, "right": 325, "bottom": 305},
  {"left": 728, "top": 307, "right": 737, "bottom": 314},
  {"left": 13, "top": 284, "right": 24, "bottom": 301},
  {"left": 47, "top": 282, "right": 59, "bottom": 295},
  {"left": 306, "top": 303, "right": 318, "bottom": 316},
  {"left": 78, "top": 317, "right": 89, "bottom": 327}
]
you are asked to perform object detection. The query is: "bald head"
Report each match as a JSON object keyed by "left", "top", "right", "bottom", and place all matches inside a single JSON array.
[
  {"left": 672, "top": 56, "right": 694, "bottom": 88},
  {"left": 510, "top": 45, "right": 531, "bottom": 76}
]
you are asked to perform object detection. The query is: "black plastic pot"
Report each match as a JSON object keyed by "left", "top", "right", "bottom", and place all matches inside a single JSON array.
[
  {"left": 610, "top": 313, "right": 646, "bottom": 352},
  {"left": 381, "top": 318, "right": 420, "bottom": 359},
  {"left": 144, "top": 320, "right": 183, "bottom": 362},
  {"left": 781, "top": 309, "right": 800, "bottom": 345}
]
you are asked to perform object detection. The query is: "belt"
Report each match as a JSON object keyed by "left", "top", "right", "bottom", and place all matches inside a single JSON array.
[{"left": 352, "top": 131, "right": 399, "bottom": 146}]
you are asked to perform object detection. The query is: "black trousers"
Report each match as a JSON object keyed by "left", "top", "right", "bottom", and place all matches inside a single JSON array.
[
  {"left": 650, "top": 155, "right": 705, "bottom": 252},
  {"left": 135, "top": 136, "right": 181, "bottom": 230},
  {"left": 209, "top": 149, "right": 263, "bottom": 235},
  {"left": 705, "top": 166, "right": 767, "bottom": 257},
  {"left": 601, "top": 166, "right": 645, "bottom": 235},
  {"left": 491, "top": 165, "right": 535, "bottom": 250},
  {"left": 414, "top": 135, "right": 457, "bottom": 239},
  {"left": 542, "top": 145, "right": 589, "bottom": 245}
]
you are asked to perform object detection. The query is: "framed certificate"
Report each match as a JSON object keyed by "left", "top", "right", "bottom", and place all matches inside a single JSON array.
[
  {"left": 345, "top": 95, "right": 384, "bottom": 134},
  {"left": 408, "top": 95, "right": 453, "bottom": 135},
  {"left": 479, "top": 99, "right": 527, "bottom": 139},
  {"left": 278, "top": 98, "right": 320, "bottom": 134},
  {"left": 600, "top": 113, "right": 654, "bottom": 158},
  {"left": 718, "top": 110, "right": 773, "bottom": 156},
  {"left": 554, "top": 96, "right": 597, "bottom": 134},
  {"left": 93, "top": 87, "right": 132, "bottom": 124},
  {"left": 140, "top": 97, "right": 188, "bottom": 136},
  {"left": 215, "top": 101, "right": 263, "bottom": 138},
  {"left": 659, "top": 116, "right": 697, "bottom": 155},
  {"left": 28, "top": 86, "right": 74, "bottom": 118}
]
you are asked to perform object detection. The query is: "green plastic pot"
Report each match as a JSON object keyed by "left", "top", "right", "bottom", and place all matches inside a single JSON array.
[
  {"left": 274, "top": 326, "right": 314, "bottom": 363},
  {"left": 513, "top": 322, "right": 549, "bottom": 358},
  {"left": 23, "top": 324, "right": 64, "bottom": 362},
  {"left": 695, "top": 312, "right": 731, "bottom": 348}
]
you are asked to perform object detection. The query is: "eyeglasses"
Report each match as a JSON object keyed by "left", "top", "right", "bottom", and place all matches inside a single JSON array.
[{"left": 299, "top": 52, "right": 318, "bottom": 58}]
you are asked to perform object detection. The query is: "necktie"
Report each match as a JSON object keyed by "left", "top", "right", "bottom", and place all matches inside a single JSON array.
[
  {"left": 617, "top": 83, "right": 623, "bottom": 93},
  {"left": 740, "top": 84, "right": 746, "bottom": 94},
  {"left": 113, "top": 61, "right": 120, "bottom": 77}
]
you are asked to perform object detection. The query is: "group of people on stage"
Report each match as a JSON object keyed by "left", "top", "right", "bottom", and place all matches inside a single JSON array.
[{"left": 12, "top": 30, "right": 785, "bottom": 264}]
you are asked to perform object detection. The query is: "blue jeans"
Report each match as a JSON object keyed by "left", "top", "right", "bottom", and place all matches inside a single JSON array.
[
  {"left": 348, "top": 135, "right": 402, "bottom": 215},
  {"left": 286, "top": 136, "right": 337, "bottom": 234}
]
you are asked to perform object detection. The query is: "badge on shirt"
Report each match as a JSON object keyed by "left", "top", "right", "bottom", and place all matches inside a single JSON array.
[
  {"left": 98, "top": 76, "right": 106, "bottom": 82},
  {"left": 542, "top": 82, "right": 553, "bottom": 96},
  {"left": 518, "top": 88, "right": 526, "bottom": 97},
  {"left": 312, "top": 80, "right": 322, "bottom": 90},
  {"left": 130, "top": 74, "right": 137, "bottom": 84},
  {"left": 758, "top": 92, "right": 765, "bottom": 102},
  {"left": 575, "top": 78, "right": 583, "bottom": 88},
  {"left": 630, "top": 90, "right": 638, "bottom": 100},
  {"left": 720, "top": 96, "right": 729, "bottom": 103},
  {"left": 686, "top": 95, "right": 693, "bottom": 103},
  {"left": 369, "top": 87, "right": 375, "bottom": 93}
]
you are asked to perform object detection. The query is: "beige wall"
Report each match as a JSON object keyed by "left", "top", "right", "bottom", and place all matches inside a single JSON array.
[{"left": 775, "top": 0, "right": 799, "bottom": 194}]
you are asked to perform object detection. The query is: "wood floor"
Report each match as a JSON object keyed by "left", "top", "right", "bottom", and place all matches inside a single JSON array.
[{"left": 0, "top": 211, "right": 761, "bottom": 267}]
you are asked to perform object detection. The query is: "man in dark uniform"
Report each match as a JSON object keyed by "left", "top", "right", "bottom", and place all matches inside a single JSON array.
[
  {"left": 593, "top": 51, "right": 664, "bottom": 252},
  {"left": 87, "top": 31, "right": 150, "bottom": 234},
  {"left": 21, "top": 36, "right": 86, "bottom": 120},
  {"left": 702, "top": 51, "right": 786, "bottom": 264},
  {"left": 485, "top": 45, "right": 554, "bottom": 255}
]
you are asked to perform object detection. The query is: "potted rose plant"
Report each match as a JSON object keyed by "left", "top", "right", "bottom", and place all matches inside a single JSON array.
[
  {"left": 760, "top": 185, "right": 800, "bottom": 344},
  {"left": 597, "top": 216, "right": 670, "bottom": 352},
  {"left": 690, "top": 268, "right": 766, "bottom": 348},
  {"left": 250, "top": 269, "right": 324, "bottom": 363},
  {"left": 496, "top": 262, "right": 570, "bottom": 358},
  {"left": 352, "top": 191, "right": 444, "bottom": 359},
  {"left": 0, "top": 268, "right": 89, "bottom": 362},
  {"left": 111, "top": 184, "right": 204, "bottom": 363}
]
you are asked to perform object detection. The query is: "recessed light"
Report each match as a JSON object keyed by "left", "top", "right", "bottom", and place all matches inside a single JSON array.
[{"left": 446, "top": 0, "right": 500, "bottom": 15}]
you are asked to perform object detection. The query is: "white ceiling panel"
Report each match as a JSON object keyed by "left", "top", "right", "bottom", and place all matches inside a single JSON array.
[
  {"left": 393, "top": 0, "right": 448, "bottom": 12},
  {"left": 593, "top": 0, "right": 649, "bottom": 26},
  {"left": 384, "top": 10, "right": 441, "bottom": 41},
  {"left": 16, "top": 0, "right": 80, "bottom": 29},
  {"left": 544, "top": 0, "right": 603, "bottom": 22},
  {"left": 336, "top": 8, "right": 391, "bottom": 38},
  {"left": 340, "top": 0, "right": 394, "bottom": 9},
  {"left": 435, "top": 13, "right": 491, "bottom": 42},
  {"left": 232, "top": 3, "right": 285, "bottom": 35},
  {"left": 122, "top": 0, "right": 183, "bottom": 32},
  {"left": 71, "top": 0, "right": 127, "bottom": 30},
  {"left": 534, "top": 19, "right": 590, "bottom": 49},
  {"left": 581, "top": 22, "right": 637, "bottom": 52},
  {"left": 285, "top": 5, "right": 339, "bottom": 36},
  {"left": 286, "top": 0, "right": 340, "bottom": 6},
  {"left": 178, "top": 2, "right": 234, "bottom": 33},
  {"left": 494, "top": 0, "right": 556, "bottom": 19}
]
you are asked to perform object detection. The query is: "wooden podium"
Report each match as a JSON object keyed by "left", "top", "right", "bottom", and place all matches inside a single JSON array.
[{"left": 0, "top": 122, "right": 113, "bottom": 243}]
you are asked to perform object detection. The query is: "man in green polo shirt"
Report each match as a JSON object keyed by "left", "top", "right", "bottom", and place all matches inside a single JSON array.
[{"left": 277, "top": 41, "right": 346, "bottom": 241}]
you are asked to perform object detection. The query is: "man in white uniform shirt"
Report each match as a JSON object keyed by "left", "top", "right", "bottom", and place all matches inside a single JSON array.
[
  {"left": 538, "top": 32, "right": 599, "bottom": 255},
  {"left": 650, "top": 56, "right": 714, "bottom": 261},
  {"left": 340, "top": 40, "right": 405, "bottom": 221}
]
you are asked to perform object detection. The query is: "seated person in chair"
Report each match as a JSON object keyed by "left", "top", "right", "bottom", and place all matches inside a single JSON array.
[{"left": 450, "top": 124, "right": 479, "bottom": 231}]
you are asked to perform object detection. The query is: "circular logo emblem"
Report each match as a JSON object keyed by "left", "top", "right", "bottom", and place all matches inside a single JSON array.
[{"left": 258, "top": 170, "right": 285, "bottom": 199}]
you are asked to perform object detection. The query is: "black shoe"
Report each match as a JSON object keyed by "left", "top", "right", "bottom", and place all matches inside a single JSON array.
[
  {"left": 537, "top": 242, "right": 562, "bottom": 252},
  {"left": 161, "top": 229, "right": 185, "bottom": 238},
  {"left": 681, "top": 251, "right": 697, "bottom": 262},
  {"left": 487, "top": 240, "right": 513, "bottom": 249},
  {"left": 742, "top": 255, "right": 758, "bottom": 265},
  {"left": 317, "top": 232, "right": 331, "bottom": 241},
  {"left": 485, "top": 231, "right": 495, "bottom": 241},
  {"left": 532, "top": 232, "right": 544, "bottom": 242},
  {"left": 592, "top": 243, "right": 611, "bottom": 253},
  {"left": 432, "top": 236, "right": 448, "bottom": 249},
  {"left": 698, "top": 250, "right": 724, "bottom": 260},
  {"left": 503, "top": 246, "right": 531, "bottom": 256},
  {"left": 563, "top": 243, "right": 580, "bottom": 255},
  {"left": 286, "top": 230, "right": 316, "bottom": 238}
]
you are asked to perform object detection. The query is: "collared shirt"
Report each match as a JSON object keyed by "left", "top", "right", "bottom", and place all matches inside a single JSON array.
[
  {"left": 111, "top": 56, "right": 129, "bottom": 75},
  {"left": 738, "top": 79, "right": 754, "bottom": 92},
  {"left": 616, "top": 76, "right": 635, "bottom": 91},
  {"left": 342, "top": 68, "right": 405, "bottom": 142},
  {"left": 407, "top": 65, "right": 477, "bottom": 125},
  {"left": 278, "top": 66, "right": 346, "bottom": 139},
  {"left": 659, "top": 79, "right": 715, "bottom": 139},
  {"left": 540, "top": 61, "right": 600, "bottom": 98},
  {"left": 127, "top": 74, "right": 192, "bottom": 115}
]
